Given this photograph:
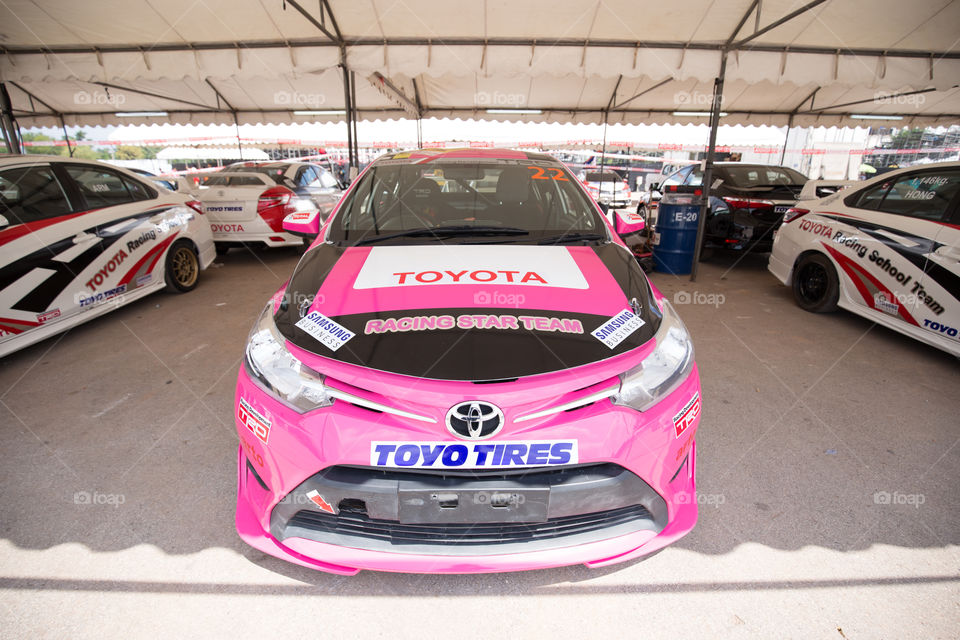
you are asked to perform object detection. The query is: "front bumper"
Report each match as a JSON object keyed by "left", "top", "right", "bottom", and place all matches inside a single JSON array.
[{"left": 234, "top": 362, "right": 701, "bottom": 574}]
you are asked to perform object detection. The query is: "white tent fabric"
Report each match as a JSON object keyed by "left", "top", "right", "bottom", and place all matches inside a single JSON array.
[
  {"left": 155, "top": 146, "right": 268, "bottom": 160},
  {"left": 1, "top": 0, "right": 958, "bottom": 128}
]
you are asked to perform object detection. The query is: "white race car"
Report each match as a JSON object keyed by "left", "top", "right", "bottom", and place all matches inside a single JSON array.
[
  {"left": 769, "top": 161, "right": 960, "bottom": 356},
  {"left": 0, "top": 155, "right": 215, "bottom": 357},
  {"left": 197, "top": 172, "right": 310, "bottom": 252}
]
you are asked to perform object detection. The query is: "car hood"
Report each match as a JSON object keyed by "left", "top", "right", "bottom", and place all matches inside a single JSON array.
[{"left": 275, "top": 243, "right": 661, "bottom": 381}]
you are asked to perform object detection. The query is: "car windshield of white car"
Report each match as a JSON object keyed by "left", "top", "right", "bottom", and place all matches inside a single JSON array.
[
  {"left": 585, "top": 172, "right": 622, "bottom": 183},
  {"left": 329, "top": 160, "right": 608, "bottom": 246},
  {"left": 721, "top": 166, "right": 807, "bottom": 188}
]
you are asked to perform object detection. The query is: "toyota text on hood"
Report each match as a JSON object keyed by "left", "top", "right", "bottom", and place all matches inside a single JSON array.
[{"left": 234, "top": 148, "right": 702, "bottom": 575}]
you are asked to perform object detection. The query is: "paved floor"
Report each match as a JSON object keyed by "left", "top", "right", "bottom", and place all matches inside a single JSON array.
[{"left": 0, "top": 245, "right": 957, "bottom": 639}]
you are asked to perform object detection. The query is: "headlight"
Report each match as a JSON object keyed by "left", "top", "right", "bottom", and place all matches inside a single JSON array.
[
  {"left": 613, "top": 299, "right": 695, "bottom": 412},
  {"left": 244, "top": 302, "right": 334, "bottom": 413}
]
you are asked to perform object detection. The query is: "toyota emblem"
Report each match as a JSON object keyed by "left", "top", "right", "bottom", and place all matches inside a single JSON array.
[{"left": 445, "top": 401, "right": 504, "bottom": 440}]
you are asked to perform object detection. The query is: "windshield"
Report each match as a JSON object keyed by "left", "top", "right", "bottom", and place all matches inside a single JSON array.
[
  {"left": 584, "top": 171, "right": 622, "bottom": 183},
  {"left": 719, "top": 165, "right": 807, "bottom": 187},
  {"left": 327, "top": 160, "right": 608, "bottom": 245},
  {"left": 201, "top": 174, "right": 267, "bottom": 187}
]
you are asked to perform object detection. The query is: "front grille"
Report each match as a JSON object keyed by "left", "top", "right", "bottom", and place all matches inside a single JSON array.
[
  {"left": 272, "top": 462, "right": 668, "bottom": 555},
  {"left": 286, "top": 504, "right": 651, "bottom": 546}
]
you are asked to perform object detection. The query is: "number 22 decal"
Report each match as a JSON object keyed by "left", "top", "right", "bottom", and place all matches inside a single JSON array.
[{"left": 528, "top": 166, "right": 568, "bottom": 181}]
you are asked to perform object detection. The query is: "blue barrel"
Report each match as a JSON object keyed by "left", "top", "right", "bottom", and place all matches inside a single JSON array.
[{"left": 653, "top": 187, "right": 703, "bottom": 275}]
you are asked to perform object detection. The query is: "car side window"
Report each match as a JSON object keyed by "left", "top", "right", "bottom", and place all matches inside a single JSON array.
[
  {"left": 0, "top": 165, "right": 74, "bottom": 225},
  {"left": 63, "top": 166, "right": 144, "bottom": 208},
  {"left": 683, "top": 169, "right": 703, "bottom": 186},
  {"left": 662, "top": 167, "right": 691, "bottom": 187},
  {"left": 318, "top": 168, "right": 339, "bottom": 189},
  {"left": 851, "top": 170, "right": 960, "bottom": 221},
  {"left": 297, "top": 167, "right": 317, "bottom": 187}
]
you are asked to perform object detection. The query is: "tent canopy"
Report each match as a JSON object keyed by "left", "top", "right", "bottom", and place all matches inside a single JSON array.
[{"left": 1, "top": 0, "right": 959, "bottom": 128}]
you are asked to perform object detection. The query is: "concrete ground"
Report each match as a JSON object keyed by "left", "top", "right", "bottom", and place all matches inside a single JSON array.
[{"left": 0, "top": 245, "right": 957, "bottom": 639}]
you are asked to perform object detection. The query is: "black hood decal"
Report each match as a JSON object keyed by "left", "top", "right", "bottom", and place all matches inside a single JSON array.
[{"left": 276, "top": 243, "right": 660, "bottom": 381}]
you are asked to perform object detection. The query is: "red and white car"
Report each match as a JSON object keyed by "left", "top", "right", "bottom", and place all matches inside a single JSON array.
[
  {"left": 197, "top": 172, "right": 309, "bottom": 252},
  {"left": 222, "top": 161, "right": 345, "bottom": 218},
  {"left": 0, "top": 155, "right": 215, "bottom": 357},
  {"left": 769, "top": 161, "right": 960, "bottom": 356}
]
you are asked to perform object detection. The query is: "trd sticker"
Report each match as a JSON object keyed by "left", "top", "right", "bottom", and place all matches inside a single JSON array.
[
  {"left": 592, "top": 308, "right": 645, "bottom": 349},
  {"left": 238, "top": 397, "right": 271, "bottom": 445},
  {"left": 295, "top": 311, "right": 355, "bottom": 351},
  {"left": 36, "top": 308, "right": 61, "bottom": 324},
  {"left": 371, "top": 440, "right": 578, "bottom": 469},
  {"left": 673, "top": 392, "right": 701, "bottom": 439},
  {"left": 364, "top": 314, "right": 583, "bottom": 335},
  {"left": 306, "top": 490, "right": 336, "bottom": 514},
  {"left": 353, "top": 246, "right": 589, "bottom": 290}
]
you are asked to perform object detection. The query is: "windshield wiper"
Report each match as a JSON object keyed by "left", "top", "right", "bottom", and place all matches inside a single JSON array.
[
  {"left": 536, "top": 232, "right": 607, "bottom": 245},
  {"left": 355, "top": 225, "right": 529, "bottom": 245}
]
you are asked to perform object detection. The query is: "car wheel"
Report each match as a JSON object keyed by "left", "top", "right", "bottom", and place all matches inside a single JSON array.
[
  {"left": 166, "top": 240, "right": 200, "bottom": 293},
  {"left": 792, "top": 253, "right": 839, "bottom": 313}
]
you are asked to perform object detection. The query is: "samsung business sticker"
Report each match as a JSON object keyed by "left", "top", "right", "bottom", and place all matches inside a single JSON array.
[
  {"left": 592, "top": 308, "right": 645, "bottom": 349},
  {"left": 295, "top": 311, "right": 355, "bottom": 351}
]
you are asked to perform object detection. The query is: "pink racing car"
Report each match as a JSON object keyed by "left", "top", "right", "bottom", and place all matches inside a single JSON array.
[{"left": 234, "top": 148, "right": 701, "bottom": 575}]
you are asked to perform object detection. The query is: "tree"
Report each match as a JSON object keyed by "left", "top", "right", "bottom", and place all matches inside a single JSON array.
[
  {"left": 115, "top": 145, "right": 144, "bottom": 160},
  {"left": 21, "top": 132, "right": 66, "bottom": 156}
]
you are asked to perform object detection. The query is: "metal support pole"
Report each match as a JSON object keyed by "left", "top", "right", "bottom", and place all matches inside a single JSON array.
[
  {"left": 341, "top": 62, "right": 354, "bottom": 174},
  {"left": 778, "top": 113, "right": 794, "bottom": 166},
  {"left": 0, "top": 82, "right": 23, "bottom": 154},
  {"left": 60, "top": 117, "right": 73, "bottom": 157},
  {"left": 690, "top": 52, "right": 727, "bottom": 282},
  {"left": 234, "top": 114, "right": 243, "bottom": 161},
  {"left": 350, "top": 71, "right": 360, "bottom": 171}
]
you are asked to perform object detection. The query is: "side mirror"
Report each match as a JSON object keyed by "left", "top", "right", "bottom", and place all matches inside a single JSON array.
[{"left": 282, "top": 210, "right": 320, "bottom": 238}]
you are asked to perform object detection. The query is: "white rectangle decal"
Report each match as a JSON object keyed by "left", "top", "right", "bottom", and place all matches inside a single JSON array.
[
  {"left": 295, "top": 311, "right": 355, "bottom": 351},
  {"left": 592, "top": 308, "right": 645, "bottom": 349},
  {"left": 371, "top": 440, "right": 578, "bottom": 469},
  {"left": 353, "top": 246, "right": 589, "bottom": 290}
]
